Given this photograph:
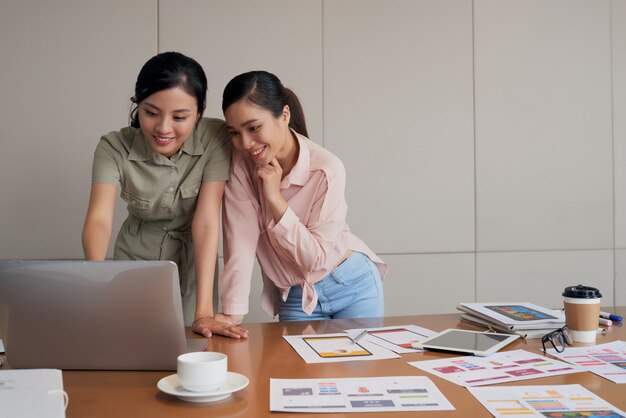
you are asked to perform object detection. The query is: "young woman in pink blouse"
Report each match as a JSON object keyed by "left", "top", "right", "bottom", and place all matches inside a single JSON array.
[{"left": 193, "top": 71, "right": 387, "bottom": 337}]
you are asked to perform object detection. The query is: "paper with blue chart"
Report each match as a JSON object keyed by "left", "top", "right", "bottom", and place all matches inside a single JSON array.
[{"left": 270, "top": 376, "right": 454, "bottom": 413}]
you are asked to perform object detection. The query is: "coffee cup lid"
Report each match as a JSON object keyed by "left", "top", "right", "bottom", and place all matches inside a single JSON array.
[{"left": 562, "top": 284, "right": 602, "bottom": 298}]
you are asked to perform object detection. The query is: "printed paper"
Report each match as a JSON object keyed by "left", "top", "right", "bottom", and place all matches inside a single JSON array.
[
  {"left": 408, "top": 349, "right": 582, "bottom": 387},
  {"left": 344, "top": 325, "right": 436, "bottom": 354},
  {"left": 546, "top": 340, "right": 626, "bottom": 384},
  {"left": 270, "top": 376, "right": 454, "bottom": 413},
  {"left": 283, "top": 333, "right": 400, "bottom": 363},
  {"left": 469, "top": 384, "right": 626, "bottom": 418}
]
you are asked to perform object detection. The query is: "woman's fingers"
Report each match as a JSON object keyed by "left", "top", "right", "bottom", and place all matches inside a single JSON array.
[
  {"left": 220, "top": 325, "right": 249, "bottom": 339},
  {"left": 192, "top": 316, "right": 249, "bottom": 339}
]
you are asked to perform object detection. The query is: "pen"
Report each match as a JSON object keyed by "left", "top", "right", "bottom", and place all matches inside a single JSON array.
[
  {"left": 600, "top": 311, "right": 622, "bottom": 322},
  {"left": 598, "top": 317, "right": 612, "bottom": 327},
  {"left": 351, "top": 330, "right": 368, "bottom": 345}
]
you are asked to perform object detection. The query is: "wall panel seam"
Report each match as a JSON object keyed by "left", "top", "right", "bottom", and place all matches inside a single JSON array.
[
  {"left": 471, "top": 0, "right": 478, "bottom": 303},
  {"left": 156, "top": 0, "right": 161, "bottom": 54},
  {"left": 610, "top": 0, "right": 617, "bottom": 307},
  {"left": 376, "top": 248, "right": 616, "bottom": 257}
]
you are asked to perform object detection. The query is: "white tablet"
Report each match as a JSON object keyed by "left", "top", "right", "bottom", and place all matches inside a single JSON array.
[{"left": 411, "top": 328, "right": 519, "bottom": 356}]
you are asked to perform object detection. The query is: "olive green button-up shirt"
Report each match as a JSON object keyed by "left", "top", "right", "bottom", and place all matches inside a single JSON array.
[
  {"left": 90, "top": 117, "right": 231, "bottom": 324},
  {"left": 92, "top": 117, "right": 231, "bottom": 230}
]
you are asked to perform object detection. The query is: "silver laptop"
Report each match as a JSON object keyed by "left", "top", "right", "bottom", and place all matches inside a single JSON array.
[{"left": 0, "top": 260, "right": 206, "bottom": 370}]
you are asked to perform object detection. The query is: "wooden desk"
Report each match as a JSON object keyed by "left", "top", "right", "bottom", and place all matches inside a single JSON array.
[{"left": 63, "top": 307, "right": 626, "bottom": 418}]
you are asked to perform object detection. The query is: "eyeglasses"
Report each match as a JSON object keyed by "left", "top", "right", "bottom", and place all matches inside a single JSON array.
[{"left": 541, "top": 326, "right": 572, "bottom": 353}]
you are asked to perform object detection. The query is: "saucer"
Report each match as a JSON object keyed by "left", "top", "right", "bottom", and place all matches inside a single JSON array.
[{"left": 157, "top": 371, "right": 249, "bottom": 403}]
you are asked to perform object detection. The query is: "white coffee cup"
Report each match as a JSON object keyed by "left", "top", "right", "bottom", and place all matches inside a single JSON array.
[{"left": 177, "top": 352, "right": 227, "bottom": 392}]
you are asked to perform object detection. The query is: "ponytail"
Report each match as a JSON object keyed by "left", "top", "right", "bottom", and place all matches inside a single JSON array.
[{"left": 284, "top": 88, "right": 308, "bottom": 138}]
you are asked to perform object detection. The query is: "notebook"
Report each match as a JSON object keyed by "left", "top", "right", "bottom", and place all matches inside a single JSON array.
[
  {"left": 0, "top": 369, "right": 66, "bottom": 418},
  {"left": 0, "top": 260, "right": 206, "bottom": 371}
]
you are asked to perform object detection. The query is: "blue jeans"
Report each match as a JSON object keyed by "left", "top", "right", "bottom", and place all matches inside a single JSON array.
[{"left": 278, "top": 252, "right": 384, "bottom": 322}]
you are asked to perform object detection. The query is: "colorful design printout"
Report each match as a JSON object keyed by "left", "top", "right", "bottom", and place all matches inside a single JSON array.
[
  {"left": 469, "top": 384, "right": 625, "bottom": 418},
  {"left": 270, "top": 376, "right": 454, "bottom": 413},
  {"left": 303, "top": 336, "right": 371, "bottom": 358},
  {"left": 546, "top": 340, "right": 626, "bottom": 384},
  {"left": 283, "top": 333, "right": 400, "bottom": 364},
  {"left": 408, "top": 349, "right": 582, "bottom": 387}
]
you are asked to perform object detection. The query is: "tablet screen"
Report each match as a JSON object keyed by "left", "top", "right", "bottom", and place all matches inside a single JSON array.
[{"left": 413, "top": 329, "right": 519, "bottom": 356}]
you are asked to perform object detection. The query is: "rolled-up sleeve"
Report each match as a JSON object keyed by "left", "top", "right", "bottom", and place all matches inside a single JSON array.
[{"left": 219, "top": 167, "right": 261, "bottom": 315}]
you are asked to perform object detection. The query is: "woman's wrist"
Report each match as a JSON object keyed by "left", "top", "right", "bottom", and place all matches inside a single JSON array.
[{"left": 192, "top": 315, "right": 214, "bottom": 326}]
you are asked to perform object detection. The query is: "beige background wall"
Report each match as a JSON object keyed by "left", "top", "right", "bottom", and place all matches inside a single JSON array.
[{"left": 1, "top": 0, "right": 624, "bottom": 323}]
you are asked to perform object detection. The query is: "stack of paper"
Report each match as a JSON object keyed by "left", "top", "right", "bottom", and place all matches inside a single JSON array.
[{"left": 457, "top": 302, "right": 564, "bottom": 339}]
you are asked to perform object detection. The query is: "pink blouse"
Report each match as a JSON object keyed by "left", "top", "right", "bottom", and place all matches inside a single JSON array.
[{"left": 219, "top": 132, "right": 387, "bottom": 317}]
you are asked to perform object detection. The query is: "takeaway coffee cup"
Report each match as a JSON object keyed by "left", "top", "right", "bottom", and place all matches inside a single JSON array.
[
  {"left": 562, "top": 285, "right": 602, "bottom": 343},
  {"left": 177, "top": 352, "right": 227, "bottom": 392}
]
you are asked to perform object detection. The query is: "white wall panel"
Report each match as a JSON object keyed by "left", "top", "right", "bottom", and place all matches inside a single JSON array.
[
  {"left": 158, "top": 0, "right": 323, "bottom": 142},
  {"left": 477, "top": 250, "right": 614, "bottom": 308},
  {"left": 0, "top": 0, "right": 156, "bottom": 258},
  {"left": 614, "top": 0, "right": 626, "bottom": 248},
  {"left": 475, "top": 0, "right": 613, "bottom": 251},
  {"left": 323, "top": 0, "right": 475, "bottom": 254},
  {"left": 383, "top": 253, "right": 475, "bottom": 316}
]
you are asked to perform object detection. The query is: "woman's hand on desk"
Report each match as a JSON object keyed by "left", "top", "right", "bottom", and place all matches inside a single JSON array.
[{"left": 192, "top": 315, "right": 249, "bottom": 339}]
